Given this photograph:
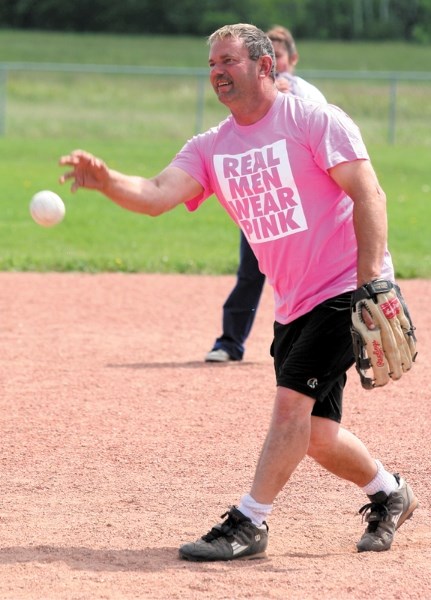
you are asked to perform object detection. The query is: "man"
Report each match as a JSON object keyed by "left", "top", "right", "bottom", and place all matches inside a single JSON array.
[
  {"left": 59, "top": 24, "right": 418, "bottom": 561},
  {"left": 205, "top": 25, "right": 326, "bottom": 363}
]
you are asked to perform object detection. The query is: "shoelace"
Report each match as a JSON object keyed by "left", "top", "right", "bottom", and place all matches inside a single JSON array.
[
  {"left": 358, "top": 501, "right": 390, "bottom": 531},
  {"left": 202, "top": 509, "right": 245, "bottom": 542}
]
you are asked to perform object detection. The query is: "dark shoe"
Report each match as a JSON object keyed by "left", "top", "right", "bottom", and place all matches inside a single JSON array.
[
  {"left": 357, "top": 474, "right": 418, "bottom": 552},
  {"left": 179, "top": 507, "right": 268, "bottom": 562}
]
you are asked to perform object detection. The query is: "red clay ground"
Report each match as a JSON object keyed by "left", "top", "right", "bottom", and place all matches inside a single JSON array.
[{"left": 0, "top": 273, "right": 430, "bottom": 600}]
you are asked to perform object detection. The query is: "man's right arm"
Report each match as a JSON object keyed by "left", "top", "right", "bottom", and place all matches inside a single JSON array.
[{"left": 59, "top": 149, "right": 204, "bottom": 216}]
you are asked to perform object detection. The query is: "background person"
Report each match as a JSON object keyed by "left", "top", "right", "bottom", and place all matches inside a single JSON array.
[
  {"left": 269, "top": 25, "right": 327, "bottom": 101},
  {"left": 59, "top": 23, "right": 418, "bottom": 562},
  {"left": 205, "top": 25, "right": 327, "bottom": 363}
]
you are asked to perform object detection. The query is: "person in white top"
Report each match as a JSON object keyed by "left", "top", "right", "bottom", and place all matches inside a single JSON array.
[
  {"left": 204, "top": 25, "right": 326, "bottom": 364},
  {"left": 269, "top": 24, "right": 327, "bottom": 103}
]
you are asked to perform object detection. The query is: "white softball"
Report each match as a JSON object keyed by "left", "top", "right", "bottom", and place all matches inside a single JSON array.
[{"left": 30, "top": 190, "right": 66, "bottom": 227}]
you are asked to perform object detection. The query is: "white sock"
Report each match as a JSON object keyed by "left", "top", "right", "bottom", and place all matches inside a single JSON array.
[
  {"left": 362, "top": 460, "right": 399, "bottom": 496},
  {"left": 238, "top": 493, "right": 272, "bottom": 526}
]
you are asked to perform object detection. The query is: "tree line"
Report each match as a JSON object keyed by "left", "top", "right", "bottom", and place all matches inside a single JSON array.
[{"left": 1, "top": 0, "right": 430, "bottom": 42}]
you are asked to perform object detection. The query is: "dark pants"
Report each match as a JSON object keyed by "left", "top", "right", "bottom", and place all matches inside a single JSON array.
[{"left": 211, "top": 231, "right": 265, "bottom": 360}]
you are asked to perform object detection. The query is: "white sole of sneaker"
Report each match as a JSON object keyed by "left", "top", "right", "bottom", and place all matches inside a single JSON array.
[
  {"left": 179, "top": 550, "right": 268, "bottom": 562},
  {"left": 236, "top": 551, "right": 268, "bottom": 560}
]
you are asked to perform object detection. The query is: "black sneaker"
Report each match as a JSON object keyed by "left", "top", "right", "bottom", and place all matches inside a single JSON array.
[
  {"left": 179, "top": 506, "right": 268, "bottom": 562},
  {"left": 357, "top": 474, "right": 418, "bottom": 552}
]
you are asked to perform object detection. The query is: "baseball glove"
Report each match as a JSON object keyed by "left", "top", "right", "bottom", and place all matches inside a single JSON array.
[{"left": 350, "top": 279, "right": 417, "bottom": 389}]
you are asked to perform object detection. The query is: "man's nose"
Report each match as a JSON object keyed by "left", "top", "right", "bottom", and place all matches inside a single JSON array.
[{"left": 210, "top": 63, "right": 224, "bottom": 75}]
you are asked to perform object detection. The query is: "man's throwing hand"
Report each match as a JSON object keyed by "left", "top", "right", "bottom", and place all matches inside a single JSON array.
[{"left": 59, "top": 150, "right": 109, "bottom": 194}]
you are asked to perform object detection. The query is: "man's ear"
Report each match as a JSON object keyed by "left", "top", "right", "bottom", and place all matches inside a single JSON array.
[{"left": 259, "top": 55, "right": 273, "bottom": 78}]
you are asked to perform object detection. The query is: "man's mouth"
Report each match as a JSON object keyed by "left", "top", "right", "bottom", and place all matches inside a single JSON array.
[{"left": 216, "top": 80, "right": 232, "bottom": 91}]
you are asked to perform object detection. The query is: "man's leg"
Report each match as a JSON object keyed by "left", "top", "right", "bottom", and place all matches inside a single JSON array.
[
  {"left": 307, "top": 416, "right": 418, "bottom": 552},
  {"left": 179, "top": 386, "right": 314, "bottom": 561},
  {"left": 307, "top": 416, "right": 377, "bottom": 486},
  {"left": 206, "top": 232, "right": 265, "bottom": 361},
  {"left": 249, "top": 387, "right": 315, "bottom": 503}
]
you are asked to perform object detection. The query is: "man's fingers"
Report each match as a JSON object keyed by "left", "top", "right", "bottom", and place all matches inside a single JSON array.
[
  {"left": 58, "top": 170, "right": 80, "bottom": 193},
  {"left": 59, "top": 149, "right": 94, "bottom": 167},
  {"left": 361, "top": 305, "right": 376, "bottom": 330},
  {"left": 59, "top": 150, "right": 107, "bottom": 193},
  {"left": 59, "top": 170, "right": 74, "bottom": 182}
]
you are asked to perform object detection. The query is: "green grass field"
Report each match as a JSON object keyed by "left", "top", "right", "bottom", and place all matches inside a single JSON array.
[{"left": 1, "top": 30, "right": 430, "bottom": 277}]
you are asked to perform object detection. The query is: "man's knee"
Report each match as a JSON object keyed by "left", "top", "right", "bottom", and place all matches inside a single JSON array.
[
  {"left": 307, "top": 416, "right": 339, "bottom": 457},
  {"left": 274, "top": 387, "right": 315, "bottom": 424}
]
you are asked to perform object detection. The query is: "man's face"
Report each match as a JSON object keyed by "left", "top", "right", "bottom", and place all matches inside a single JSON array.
[{"left": 208, "top": 37, "right": 261, "bottom": 108}]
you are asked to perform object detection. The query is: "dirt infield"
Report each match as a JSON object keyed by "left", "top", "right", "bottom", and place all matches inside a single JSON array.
[{"left": 0, "top": 273, "right": 430, "bottom": 600}]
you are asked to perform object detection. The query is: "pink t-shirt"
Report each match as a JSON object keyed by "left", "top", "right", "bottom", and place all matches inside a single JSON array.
[{"left": 171, "top": 92, "right": 394, "bottom": 324}]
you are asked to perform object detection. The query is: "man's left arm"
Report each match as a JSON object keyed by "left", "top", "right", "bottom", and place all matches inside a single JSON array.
[
  {"left": 329, "top": 158, "right": 417, "bottom": 388},
  {"left": 328, "top": 159, "right": 387, "bottom": 287}
]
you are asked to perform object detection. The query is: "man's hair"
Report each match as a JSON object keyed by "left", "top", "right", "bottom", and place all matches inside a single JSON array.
[
  {"left": 266, "top": 25, "right": 297, "bottom": 60},
  {"left": 208, "top": 23, "right": 275, "bottom": 81}
]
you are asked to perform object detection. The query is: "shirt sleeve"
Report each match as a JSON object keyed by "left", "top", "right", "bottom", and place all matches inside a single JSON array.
[
  {"left": 306, "top": 103, "right": 370, "bottom": 171},
  {"left": 170, "top": 134, "right": 214, "bottom": 212}
]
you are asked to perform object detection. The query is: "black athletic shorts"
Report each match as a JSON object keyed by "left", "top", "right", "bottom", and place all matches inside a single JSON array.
[{"left": 270, "top": 292, "right": 355, "bottom": 423}]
